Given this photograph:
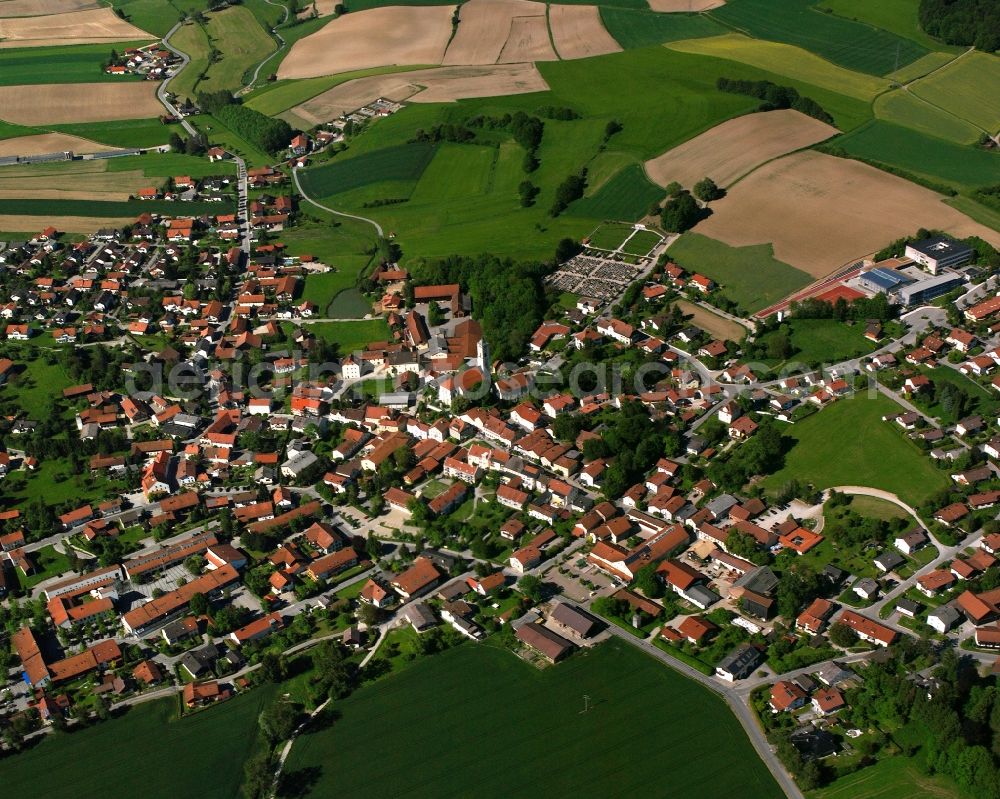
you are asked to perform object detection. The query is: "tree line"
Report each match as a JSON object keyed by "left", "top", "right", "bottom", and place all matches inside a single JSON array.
[
  {"left": 716, "top": 77, "right": 833, "bottom": 124},
  {"left": 919, "top": 0, "right": 1000, "bottom": 50}
]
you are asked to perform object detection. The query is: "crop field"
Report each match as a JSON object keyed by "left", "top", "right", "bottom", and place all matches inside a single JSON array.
[
  {"left": 0, "top": 41, "right": 149, "bottom": 85},
  {"left": 694, "top": 151, "right": 1000, "bottom": 278},
  {"left": 708, "top": 0, "right": 927, "bottom": 76},
  {"left": 569, "top": 163, "right": 664, "bottom": 221},
  {"left": 872, "top": 90, "right": 981, "bottom": 145},
  {"left": 814, "top": 0, "right": 959, "bottom": 53},
  {"left": 0, "top": 198, "right": 229, "bottom": 217},
  {"left": 105, "top": 150, "right": 239, "bottom": 178},
  {"left": 0, "top": 133, "right": 111, "bottom": 160},
  {"left": 548, "top": 4, "right": 621, "bottom": 61},
  {"left": 810, "top": 756, "right": 962, "bottom": 799},
  {"left": 600, "top": 7, "right": 725, "bottom": 49},
  {"left": 278, "top": 5, "right": 455, "bottom": 79},
  {"left": 645, "top": 108, "right": 836, "bottom": 189},
  {"left": 761, "top": 394, "right": 950, "bottom": 506},
  {"left": 908, "top": 52, "right": 1000, "bottom": 137},
  {"left": 48, "top": 117, "right": 179, "bottom": 149},
  {"left": 666, "top": 34, "right": 889, "bottom": 101},
  {"left": 302, "top": 142, "right": 438, "bottom": 200},
  {"left": 0, "top": 213, "right": 133, "bottom": 232},
  {"left": 0, "top": 6, "right": 153, "bottom": 48},
  {"left": 285, "top": 640, "right": 784, "bottom": 799},
  {"left": 1, "top": 689, "right": 275, "bottom": 799},
  {"left": 888, "top": 50, "right": 955, "bottom": 84},
  {"left": 408, "top": 143, "right": 497, "bottom": 203},
  {"left": 197, "top": 6, "right": 276, "bottom": 94},
  {"left": 444, "top": 0, "right": 547, "bottom": 66},
  {"left": 668, "top": 232, "right": 812, "bottom": 313},
  {"left": 834, "top": 121, "right": 1000, "bottom": 192},
  {"left": 0, "top": 0, "right": 98, "bottom": 15},
  {"left": 0, "top": 82, "right": 161, "bottom": 125}
]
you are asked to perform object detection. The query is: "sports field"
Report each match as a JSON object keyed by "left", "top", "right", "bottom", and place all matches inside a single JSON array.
[
  {"left": 908, "top": 52, "right": 1000, "bottom": 137},
  {"left": 668, "top": 232, "right": 811, "bottom": 313},
  {"left": 667, "top": 34, "right": 889, "bottom": 101},
  {"left": 760, "top": 393, "right": 950, "bottom": 506},
  {"left": 810, "top": 756, "right": 962, "bottom": 799},
  {"left": 708, "top": 0, "right": 926, "bottom": 76},
  {"left": 284, "top": 640, "right": 785, "bottom": 799},
  {"left": 835, "top": 121, "right": 1000, "bottom": 192},
  {"left": 0, "top": 688, "right": 275, "bottom": 799}
]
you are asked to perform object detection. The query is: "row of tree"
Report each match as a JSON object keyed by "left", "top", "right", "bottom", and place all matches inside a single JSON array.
[
  {"left": 919, "top": 0, "right": 1000, "bottom": 51},
  {"left": 716, "top": 77, "right": 833, "bottom": 124}
]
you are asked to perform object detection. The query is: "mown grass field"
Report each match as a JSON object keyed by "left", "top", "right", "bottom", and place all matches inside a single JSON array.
[
  {"left": 198, "top": 5, "right": 276, "bottom": 94},
  {"left": 0, "top": 688, "right": 275, "bottom": 799},
  {"left": 666, "top": 33, "right": 890, "bottom": 101},
  {"left": 834, "top": 121, "right": 1000, "bottom": 192},
  {"left": 761, "top": 394, "right": 950, "bottom": 506},
  {"left": 708, "top": 0, "right": 927, "bottom": 76},
  {"left": 586, "top": 221, "right": 634, "bottom": 251},
  {"left": 908, "top": 52, "right": 1000, "bottom": 137},
  {"left": 668, "top": 232, "right": 812, "bottom": 314},
  {"left": 0, "top": 42, "right": 150, "bottom": 86},
  {"left": 809, "top": 756, "right": 962, "bottom": 799},
  {"left": 621, "top": 228, "right": 662, "bottom": 256},
  {"left": 302, "top": 319, "right": 390, "bottom": 351},
  {"left": 285, "top": 640, "right": 784, "bottom": 799},
  {"left": 168, "top": 19, "right": 212, "bottom": 101},
  {"left": 113, "top": 0, "right": 208, "bottom": 36},
  {"left": 569, "top": 163, "right": 664, "bottom": 222},
  {"left": 873, "top": 91, "right": 981, "bottom": 145},
  {"left": 764, "top": 317, "right": 877, "bottom": 366},
  {"left": 3, "top": 357, "right": 74, "bottom": 414},
  {"left": 106, "top": 150, "right": 238, "bottom": 177},
  {"left": 600, "top": 8, "right": 726, "bottom": 49}
]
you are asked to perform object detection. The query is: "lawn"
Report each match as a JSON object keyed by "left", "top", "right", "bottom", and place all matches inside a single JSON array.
[
  {"left": 3, "top": 357, "right": 74, "bottom": 414},
  {"left": 708, "top": 0, "right": 927, "bottom": 76},
  {"left": 809, "top": 756, "right": 962, "bottom": 799},
  {"left": 668, "top": 232, "right": 812, "bottom": 314},
  {"left": 198, "top": 5, "right": 277, "bottom": 94},
  {"left": 760, "top": 394, "right": 950, "bottom": 506},
  {"left": 303, "top": 142, "right": 439, "bottom": 200},
  {"left": 279, "top": 217, "right": 376, "bottom": 291},
  {"left": 586, "top": 221, "right": 635, "bottom": 251},
  {"left": 0, "top": 42, "right": 151, "bottom": 86},
  {"left": 620, "top": 228, "right": 663, "bottom": 257},
  {"left": 568, "top": 163, "right": 665, "bottom": 222},
  {"left": 768, "top": 318, "right": 877, "bottom": 366},
  {"left": 667, "top": 33, "right": 890, "bottom": 101},
  {"left": 5, "top": 459, "right": 126, "bottom": 508},
  {"left": 847, "top": 495, "right": 909, "bottom": 521},
  {"left": 915, "top": 364, "right": 999, "bottom": 422},
  {"left": 908, "top": 51, "right": 1000, "bottom": 138},
  {"left": 300, "top": 319, "right": 390, "bottom": 353},
  {"left": 284, "top": 640, "right": 784, "bottom": 799},
  {"left": 600, "top": 8, "right": 727, "bottom": 49},
  {"left": 17, "top": 544, "right": 72, "bottom": 589},
  {"left": 872, "top": 92, "right": 982, "bottom": 146},
  {"left": 0, "top": 687, "right": 276, "bottom": 799}
]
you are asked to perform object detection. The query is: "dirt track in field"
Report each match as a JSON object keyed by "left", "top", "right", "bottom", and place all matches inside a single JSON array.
[
  {"left": 549, "top": 5, "right": 620, "bottom": 60},
  {"left": 0, "top": 82, "right": 162, "bottom": 124},
  {"left": 694, "top": 150, "right": 1000, "bottom": 278},
  {"left": 645, "top": 109, "right": 837, "bottom": 188}
]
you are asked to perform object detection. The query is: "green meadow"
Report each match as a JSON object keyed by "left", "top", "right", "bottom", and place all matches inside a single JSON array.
[{"left": 0, "top": 42, "right": 151, "bottom": 86}]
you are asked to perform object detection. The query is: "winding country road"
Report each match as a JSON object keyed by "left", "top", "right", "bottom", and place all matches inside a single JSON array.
[
  {"left": 241, "top": 0, "right": 290, "bottom": 93},
  {"left": 292, "top": 166, "right": 385, "bottom": 238}
]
